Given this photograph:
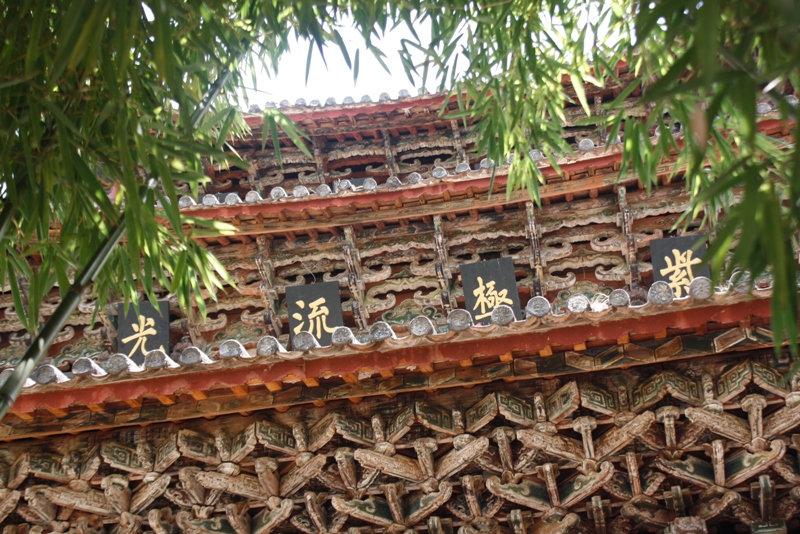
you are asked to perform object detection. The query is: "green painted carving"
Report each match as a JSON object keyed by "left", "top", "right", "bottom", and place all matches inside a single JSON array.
[
  {"left": 208, "top": 318, "right": 267, "bottom": 352},
  {"left": 724, "top": 440, "right": 786, "bottom": 487},
  {"left": 27, "top": 452, "right": 74, "bottom": 483},
  {"left": 308, "top": 413, "right": 336, "bottom": 452},
  {"left": 485, "top": 475, "right": 550, "bottom": 512},
  {"left": 653, "top": 454, "right": 715, "bottom": 487},
  {"left": 381, "top": 299, "right": 442, "bottom": 327},
  {"left": 331, "top": 495, "right": 394, "bottom": 527},
  {"left": 229, "top": 424, "right": 257, "bottom": 463},
  {"left": 177, "top": 511, "right": 238, "bottom": 534},
  {"left": 404, "top": 483, "right": 452, "bottom": 525},
  {"left": 256, "top": 420, "right": 296, "bottom": 454},
  {"left": 546, "top": 381, "right": 581, "bottom": 423},
  {"left": 752, "top": 362, "right": 788, "bottom": 397},
  {"left": 580, "top": 383, "right": 619, "bottom": 415},
  {"left": 664, "top": 372, "right": 702, "bottom": 405},
  {"left": 56, "top": 335, "right": 107, "bottom": 366},
  {"left": 498, "top": 392, "right": 536, "bottom": 426},
  {"left": 557, "top": 461, "right": 614, "bottom": 507},
  {"left": 465, "top": 393, "right": 498, "bottom": 433},
  {"left": 101, "top": 441, "right": 148, "bottom": 474},
  {"left": 386, "top": 404, "right": 415, "bottom": 443},
  {"left": 0, "top": 344, "right": 25, "bottom": 368},
  {"left": 415, "top": 401, "right": 456, "bottom": 435},
  {"left": 715, "top": 360, "right": 753, "bottom": 402},
  {"left": 177, "top": 430, "right": 221, "bottom": 465},
  {"left": 631, "top": 373, "right": 667, "bottom": 412},
  {"left": 334, "top": 413, "right": 375, "bottom": 446}
]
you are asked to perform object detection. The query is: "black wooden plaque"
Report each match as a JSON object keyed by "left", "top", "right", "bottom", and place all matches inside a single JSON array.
[
  {"left": 650, "top": 234, "right": 710, "bottom": 298},
  {"left": 286, "top": 281, "right": 345, "bottom": 346},
  {"left": 117, "top": 301, "right": 170, "bottom": 365},
  {"left": 461, "top": 257, "right": 522, "bottom": 325}
]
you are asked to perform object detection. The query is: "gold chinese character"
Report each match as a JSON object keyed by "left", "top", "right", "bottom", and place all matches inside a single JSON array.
[
  {"left": 292, "top": 297, "right": 337, "bottom": 339},
  {"left": 659, "top": 248, "right": 702, "bottom": 298},
  {"left": 351, "top": 184, "right": 364, "bottom": 191},
  {"left": 121, "top": 314, "right": 164, "bottom": 358},
  {"left": 472, "top": 276, "right": 513, "bottom": 320}
]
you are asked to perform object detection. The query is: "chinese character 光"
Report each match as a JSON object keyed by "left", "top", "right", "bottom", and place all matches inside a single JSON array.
[
  {"left": 472, "top": 276, "right": 513, "bottom": 320},
  {"left": 121, "top": 314, "right": 164, "bottom": 357},
  {"left": 659, "top": 248, "right": 702, "bottom": 298},
  {"left": 292, "top": 297, "right": 337, "bottom": 339}
]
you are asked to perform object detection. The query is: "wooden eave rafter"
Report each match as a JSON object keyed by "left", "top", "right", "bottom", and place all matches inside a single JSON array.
[
  {"left": 185, "top": 152, "right": 641, "bottom": 234},
  {"left": 2, "top": 297, "right": 772, "bottom": 435}
]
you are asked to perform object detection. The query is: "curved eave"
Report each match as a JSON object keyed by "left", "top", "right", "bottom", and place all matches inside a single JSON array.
[{"left": 5, "top": 294, "right": 772, "bottom": 419}]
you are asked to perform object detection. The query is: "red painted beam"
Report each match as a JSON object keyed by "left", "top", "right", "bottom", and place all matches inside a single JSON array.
[
  {"left": 8, "top": 297, "right": 771, "bottom": 414},
  {"left": 243, "top": 94, "right": 453, "bottom": 127},
  {"left": 186, "top": 152, "right": 630, "bottom": 221}
]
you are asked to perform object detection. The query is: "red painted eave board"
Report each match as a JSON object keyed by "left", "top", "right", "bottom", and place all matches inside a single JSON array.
[{"left": 7, "top": 298, "right": 772, "bottom": 414}]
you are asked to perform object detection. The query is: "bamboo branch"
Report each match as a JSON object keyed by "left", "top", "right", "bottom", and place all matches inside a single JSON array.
[
  {"left": 0, "top": 213, "right": 129, "bottom": 419},
  {"left": 0, "top": 46, "right": 251, "bottom": 420}
]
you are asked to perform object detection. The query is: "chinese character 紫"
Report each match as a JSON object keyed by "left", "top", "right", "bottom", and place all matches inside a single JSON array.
[
  {"left": 472, "top": 276, "right": 513, "bottom": 320},
  {"left": 121, "top": 314, "right": 164, "bottom": 358},
  {"left": 292, "top": 297, "right": 337, "bottom": 339},
  {"left": 659, "top": 248, "right": 702, "bottom": 298}
]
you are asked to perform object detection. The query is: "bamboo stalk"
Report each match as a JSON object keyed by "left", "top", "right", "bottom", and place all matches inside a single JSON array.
[
  {"left": 0, "top": 44, "right": 249, "bottom": 420},
  {"left": 0, "top": 219, "right": 128, "bottom": 419}
]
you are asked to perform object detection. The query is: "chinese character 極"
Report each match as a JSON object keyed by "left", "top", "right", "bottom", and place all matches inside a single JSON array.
[
  {"left": 472, "top": 276, "right": 513, "bottom": 320},
  {"left": 659, "top": 248, "right": 702, "bottom": 298},
  {"left": 121, "top": 314, "right": 164, "bottom": 358},
  {"left": 292, "top": 297, "right": 337, "bottom": 339}
]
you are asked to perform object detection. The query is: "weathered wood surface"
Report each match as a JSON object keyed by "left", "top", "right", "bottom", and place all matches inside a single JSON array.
[
  {"left": 0, "top": 318, "right": 778, "bottom": 440},
  {"left": 1, "top": 352, "right": 799, "bottom": 534}
]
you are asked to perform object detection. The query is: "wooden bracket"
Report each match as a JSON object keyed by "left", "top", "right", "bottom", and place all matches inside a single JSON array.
[
  {"left": 343, "top": 227, "right": 369, "bottom": 330},
  {"left": 311, "top": 137, "right": 329, "bottom": 184},
  {"left": 381, "top": 129, "right": 399, "bottom": 176},
  {"left": 450, "top": 119, "right": 468, "bottom": 165},
  {"left": 526, "top": 202, "right": 545, "bottom": 296},
  {"left": 617, "top": 186, "right": 640, "bottom": 287},
  {"left": 254, "top": 235, "right": 282, "bottom": 336},
  {"left": 176, "top": 308, "right": 207, "bottom": 353},
  {"left": 663, "top": 485, "right": 693, "bottom": 517},
  {"left": 433, "top": 215, "right": 455, "bottom": 313},
  {"left": 587, "top": 494, "right": 611, "bottom": 534},
  {"left": 243, "top": 155, "right": 259, "bottom": 194},
  {"left": 751, "top": 474, "right": 775, "bottom": 523}
]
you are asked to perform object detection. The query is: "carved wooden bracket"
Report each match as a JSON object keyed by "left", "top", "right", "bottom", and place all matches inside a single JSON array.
[
  {"left": 344, "top": 227, "right": 369, "bottom": 330},
  {"left": 525, "top": 202, "right": 545, "bottom": 296},
  {"left": 381, "top": 129, "right": 399, "bottom": 177},
  {"left": 254, "top": 236, "right": 282, "bottom": 336},
  {"left": 450, "top": 120, "right": 468, "bottom": 165},
  {"left": 433, "top": 215, "right": 455, "bottom": 313},
  {"left": 617, "top": 186, "right": 640, "bottom": 287},
  {"left": 311, "top": 138, "right": 330, "bottom": 185}
]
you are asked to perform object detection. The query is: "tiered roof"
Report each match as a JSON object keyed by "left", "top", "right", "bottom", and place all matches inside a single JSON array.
[{"left": 0, "top": 79, "right": 798, "bottom": 534}]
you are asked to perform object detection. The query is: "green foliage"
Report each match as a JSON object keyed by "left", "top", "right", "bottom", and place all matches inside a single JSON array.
[
  {"left": 1, "top": 0, "right": 799, "bottom": 352},
  {"left": 0, "top": 0, "right": 381, "bottom": 329},
  {"left": 396, "top": 0, "right": 800, "bottom": 354}
]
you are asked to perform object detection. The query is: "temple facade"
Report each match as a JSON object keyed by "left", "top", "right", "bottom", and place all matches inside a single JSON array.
[{"left": 0, "top": 69, "right": 798, "bottom": 534}]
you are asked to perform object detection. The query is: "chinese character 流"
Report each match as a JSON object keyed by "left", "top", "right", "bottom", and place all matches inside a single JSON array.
[
  {"left": 659, "top": 248, "right": 702, "bottom": 298},
  {"left": 292, "top": 297, "right": 337, "bottom": 339},
  {"left": 121, "top": 314, "right": 164, "bottom": 358},
  {"left": 472, "top": 277, "right": 513, "bottom": 320}
]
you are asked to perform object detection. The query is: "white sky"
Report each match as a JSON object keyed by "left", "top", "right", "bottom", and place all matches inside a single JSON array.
[{"left": 241, "top": 23, "right": 436, "bottom": 107}]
